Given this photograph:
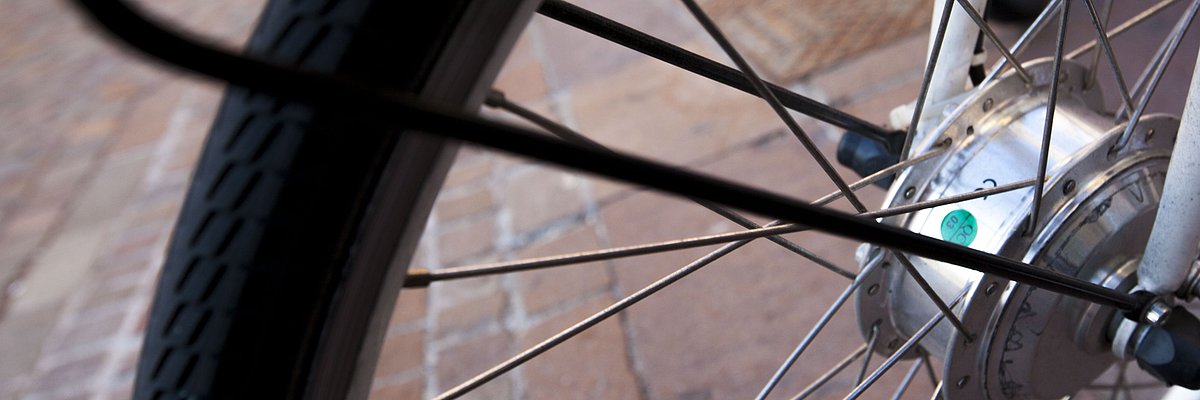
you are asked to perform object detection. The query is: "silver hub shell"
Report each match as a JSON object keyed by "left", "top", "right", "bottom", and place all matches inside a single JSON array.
[{"left": 854, "top": 59, "right": 1178, "bottom": 399}]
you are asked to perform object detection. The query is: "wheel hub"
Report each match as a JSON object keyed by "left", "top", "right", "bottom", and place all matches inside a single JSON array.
[{"left": 854, "top": 58, "right": 1178, "bottom": 399}]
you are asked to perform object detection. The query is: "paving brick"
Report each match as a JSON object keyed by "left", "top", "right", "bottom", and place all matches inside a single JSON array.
[
  {"left": 110, "top": 82, "right": 186, "bottom": 152},
  {"left": 369, "top": 376, "right": 422, "bottom": 400},
  {"left": 59, "top": 148, "right": 150, "bottom": 230},
  {"left": 435, "top": 331, "right": 514, "bottom": 396},
  {"left": 435, "top": 289, "right": 506, "bottom": 336},
  {"left": 493, "top": 29, "right": 550, "bottom": 104},
  {"left": 28, "top": 352, "right": 105, "bottom": 394},
  {"left": 34, "top": 156, "right": 93, "bottom": 195},
  {"left": 514, "top": 225, "right": 612, "bottom": 316},
  {"left": 430, "top": 275, "right": 501, "bottom": 311},
  {"left": 49, "top": 313, "right": 123, "bottom": 353},
  {"left": 518, "top": 294, "right": 640, "bottom": 399},
  {"left": 7, "top": 225, "right": 108, "bottom": 314},
  {"left": 0, "top": 205, "right": 58, "bottom": 245},
  {"left": 389, "top": 290, "right": 428, "bottom": 328},
  {"left": 375, "top": 330, "right": 425, "bottom": 378},
  {"left": 438, "top": 216, "right": 498, "bottom": 265},
  {"left": 0, "top": 252, "right": 29, "bottom": 298},
  {"left": 436, "top": 186, "right": 495, "bottom": 223},
  {"left": 0, "top": 304, "right": 59, "bottom": 383},
  {"left": 21, "top": 182, "right": 75, "bottom": 214},
  {"left": 538, "top": 0, "right": 700, "bottom": 90},
  {"left": 99, "top": 386, "right": 133, "bottom": 400},
  {"left": 441, "top": 154, "right": 494, "bottom": 189},
  {"left": 502, "top": 166, "right": 587, "bottom": 235},
  {"left": 699, "top": 0, "right": 930, "bottom": 82},
  {"left": 807, "top": 33, "right": 928, "bottom": 105},
  {"left": 840, "top": 74, "right": 924, "bottom": 130},
  {"left": 567, "top": 40, "right": 782, "bottom": 167}
]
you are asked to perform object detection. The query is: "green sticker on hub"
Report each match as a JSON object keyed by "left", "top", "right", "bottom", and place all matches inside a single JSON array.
[{"left": 941, "top": 209, "right": 977, "bottom": 246}]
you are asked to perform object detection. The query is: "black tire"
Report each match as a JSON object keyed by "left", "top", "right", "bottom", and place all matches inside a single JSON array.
[{"left": 133, "top": 1, "right": 534, "bottom": 398}]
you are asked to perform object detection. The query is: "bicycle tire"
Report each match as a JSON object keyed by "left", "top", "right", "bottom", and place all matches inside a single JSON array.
[{"left": 133, "top": 0, "right": 535, "bottom": 398}]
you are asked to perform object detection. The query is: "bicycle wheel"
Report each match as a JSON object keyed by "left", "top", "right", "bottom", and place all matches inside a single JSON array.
[{"left": 86, "top": 0, "right": 1200, "bottom": 398}]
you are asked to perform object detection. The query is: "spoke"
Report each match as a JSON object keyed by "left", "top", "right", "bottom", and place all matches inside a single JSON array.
[
  {"left": 534, "top": 0, "right": 898, "bottom": 146},
  {"left": 856, "top": 324, "right": 881, "bottom": 385},
  {"left": 1108, "top": 361, "right": 1127, "bottom": 400},
  {"left": 405, "top": 220, "right": 802, "bottom": 287},
  {"left": 874, "top": 179, "right": 1035, "bottom": 217},
  {"left": 896, "top": 255, "right": 972, "bottom": 339},
  {"left": 930, "top": 381, "right": 945, "bottom": 400},
  {"left": 982, "top": 0, "right": 1063, "bottom": 85},
  {"left": 1117, "top": 32, "right": 1170, "bottom": 121},
  {"left": 1028, "top": 0, "right": 1071, "bottom": 236},
  {"left": 844, "top": 286, "right": 970, "bottom": 399},
  {"left": 902, "top": 0, "right": 956, "bottom": 160},
  {"left": 919, "top": 349, "right": 939, "bottom": 387},
  {"left": 1084, "top": 0, "right": 1112, "bottom": 90},
  {"left": 1082, "top": 0, "right": 1134, "bottom": 115},
  {"left": 408, "top": 178, "right": 1033, "bottom": 287},
  {"left": 889, "top": 358, "right": 925, "bottom": 400},
  {"left": 680, "top": 0, "right": 868, "bottom": 213},
  {"left": 890, "top": 0, "right": 1002, "bottom": 334},
  {"left": 755, "top": 261, "right": 885, "bottom": 400},
  {"left": 789, "top": 344, "right": 869, "bottom": 400},
  {"left": 812, "top": 146, "right": 948, "bottom": 206},
  {"left": 1114, "top": 0, "right": 1200, "bottom": 150},
  {"left": 485, "top": 90, "right": 856, "bottom": 279},
  {"left": 952, "top": 0, "right": 1033, "bottom": 83},
  {"left": 434, "top": 236, "right": 754, "bottom": 399},
  {"left": 1066, "top": 0, "right": 1180, "bottom": 59}
]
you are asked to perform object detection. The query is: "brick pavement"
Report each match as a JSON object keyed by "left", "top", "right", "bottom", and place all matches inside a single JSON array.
[
  {"left": 0, "top": 0, "right": 942, "bottom": 399},
  {"left": 374, "top": 2, "right": 935, "bottom": 398},
  {"left": 0, "top": 1, "right": 262, "bottom": 398}
]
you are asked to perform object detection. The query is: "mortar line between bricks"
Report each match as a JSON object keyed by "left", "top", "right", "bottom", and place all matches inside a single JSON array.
[
  {"left": 86, "top": 87, "right": 201, "bottom": 399},
  {"left": 592, "top": 207, "right": 653, "bottom": 400},
  {"left": 494, "top": 145, "right": 527, "bottom": 399},
  {"left": 422, "top": 207, "right": 443, "bottom": 399}
]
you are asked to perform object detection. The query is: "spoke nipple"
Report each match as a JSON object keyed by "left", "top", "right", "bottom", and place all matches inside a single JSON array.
[
  {"left": 1063, "top": 179, "right": 1076, "bottom": 195},
  {"left": 904, "top": 186, "right": 916, "bottom": 199},
  {"left": 982, "top": 98, "right": 994, "bottom": 112},
  {"left": 1107, "top": 145, "right": 1121, "bottom": 161},
  {"left": 985, "top": 282, "right": 998, "bottom": 295},
  {"left": 956, "top": 376, "right": 970, "bottom": 388},
  {"left": 1145, "top": 300, "right": 1172, "bottom": 326},
  {"left": 484, "top": 90, "right": 506, "bottom": 107},
  {"left": 403, "top": 267, "right": 433, "bottom": 288}
]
